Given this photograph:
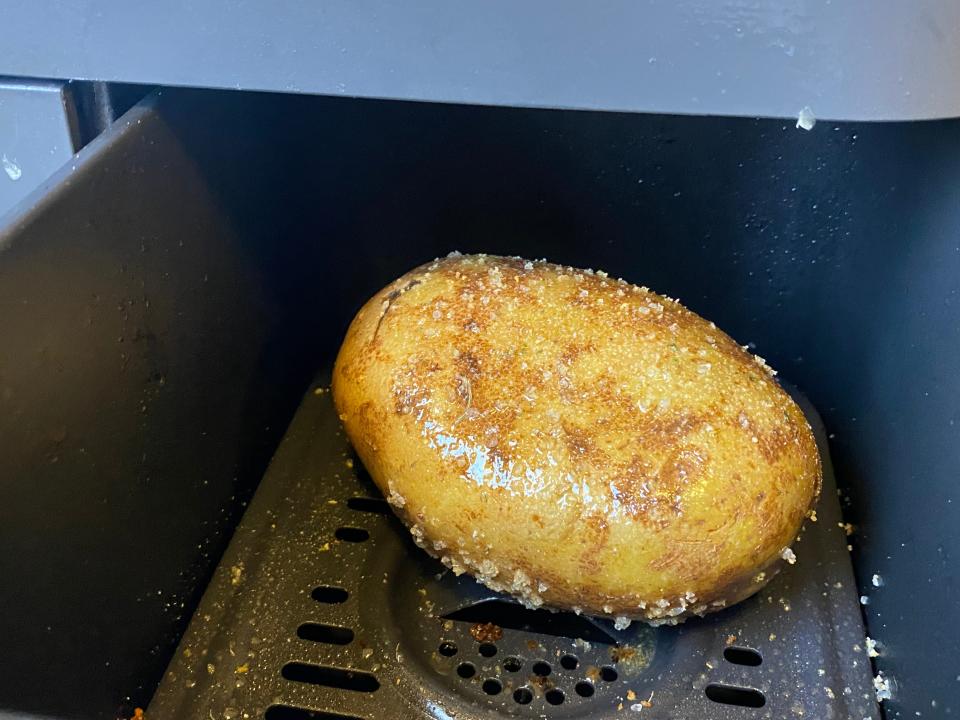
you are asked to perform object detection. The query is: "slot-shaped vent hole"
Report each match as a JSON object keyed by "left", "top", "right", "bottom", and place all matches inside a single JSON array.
[
  {"left": 438, "top": 641, "right": 457, "bottom": 657},
  {"left": 311, "top": 586, "right": 349, "bottom": 604},
  {"left": 281, "top": 662, "right": 379, "bottom": 693},
  {"left": 335, "top": 527, "right": 370, "bottom": 543},
  {"left": 545, "top": 689, "right": 565, "bottom": 705},
  {"left": 442, "top": 600, "right": 615, "bottom": 643},
  {"left": 503, "top": 657, "right": 522, "bottom": 672},
  {"left": 600, "top": 666, "right": 618, "bottom": 682},
  {"left": 532, "top": 661, "right": 552, "bottom": 677},
  {"left": 723, "top": 646, "right": 763, "bottom": 666},
  {"left": 513, "top": 687, "right": 533, "bottom": 705},
  {"left": 482, "top": 678, "right": 502, "bottom": 695},
  {"left": 347, "top": 497, "right": 391, "bottom": 514},
  {"left": 560, "top": 654, "right": 579, "bottom": 670},
  {"left": 265, "top": 705, "right": 363, "bottom": 720},
  {"left": 575, "top": 681, "right": 595, "bottom": 698},
  {"left": 457, "top": 662, "right": 476, "bottom": 678},
  {"left": 705, "top": 683, "right": 766, "bottom": 708},
  {"left": 296, "top": 623, "right": 354, "bottom": 645},
  {"left": 478, "top": 643, "right": 497, "bottom": 657}
]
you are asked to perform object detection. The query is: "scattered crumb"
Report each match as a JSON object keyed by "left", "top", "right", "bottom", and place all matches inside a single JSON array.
[
  {"left": 235, "top": 663, "right": 249, "bottom": 674},
  {"left": 206, "top": 663, "right": 215, "bottom": 675},
  {"left": 470, "top": 622, "right": 503, "bottom": 642},
  {"left": 627, "top": 690, "right": 637, "bottom": 701},
  {"left": 839, "top": 522, "right": 855, "bottom": 536},
  {"left": 725, "top": 635, "right": 737, "bottom": 646},
  {"left": 344, "top": 458, "right": 354, "bottom": 469},
  {"left": 872, "top": 574, "right": 884, "bottom": 587},
  {"left": 797, "top": 106, "right": 816, "bottom": 131},
  {"left": 230, "top": 563, "right": 244, "bottom": 586},
  {"left": 865, "top": 637, "right": 880, "bottom": 657},
  {"left": 825, "top": 687, "right": 835, "bottom": 699},
  {"left": 327, "top": 499, "right": 338, "bottom": 505},
  {"left": 313, "top": 387, "right": 327, "bottom": 395},
  {"left": 874, "top": 671, "right": 893, "bottom": 701},
  {"left": 818, "top": 668, "right": 826, "bottom": 677},
  {"left": 319, "top": 542, "right": 331, "bottom": 552},
  {"left": 769, "top": 633, "right": 777, "bottom": 641},
  {"left": 808, "top": 509, "right": 818, "bottom": 522},
  {"left": 781, "top": 547, "right": 797, "bottom": 564},
  {"left": 860, "top": 595, "right": 869, "bottom": 605},
  {"left": 132, "top": 710, "right": 146, "bottom": 720},
  {"left": 614, "top": 616, "right": 632, "bottom": 630}
]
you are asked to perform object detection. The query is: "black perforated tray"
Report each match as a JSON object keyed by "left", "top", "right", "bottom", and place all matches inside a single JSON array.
[{"left": 149, "top": 378, "right": 880, "bottom": 720}]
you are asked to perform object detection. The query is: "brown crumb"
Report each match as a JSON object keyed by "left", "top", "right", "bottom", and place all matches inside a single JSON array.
[
  {"left": 609, "top": 645, "right": 637, "bottom": 663},
  {"left": 235, "top": 663, "right": 249, "bottom": 674},
  {"left": 470, "top": 622, "right": 503, "bottom": 642},
  {"left": 626, "top": 689, "right": 637, "bottom": 701},
  {"left": 132, "top": 710, "right": 146, "bottom": 720},
  {"left": 585, "top": 666, "right": 601, "bottom": 683},
  {"left": 641, "top": 690, "right": 655, "bottom": 708},
  {"left": 527, "top": 639, "right": 540, "bottom": 652},
  {"left": 725, "top": 634, "right": 737, "bottom": 646}
]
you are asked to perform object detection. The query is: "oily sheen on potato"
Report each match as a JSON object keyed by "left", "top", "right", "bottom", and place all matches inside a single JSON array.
[{"left": 332, "top": 254, "right": 821, "bottom": 625}]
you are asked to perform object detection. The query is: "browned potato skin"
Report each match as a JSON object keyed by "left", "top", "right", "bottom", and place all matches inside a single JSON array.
[{"left": 332, "top": 254, "right": 821, "bottom": 624}]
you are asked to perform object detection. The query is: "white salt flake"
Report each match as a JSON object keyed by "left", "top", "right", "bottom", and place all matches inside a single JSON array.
[
  {"left": 781, "top": 547, "right": 797, "bottom": 564},
  {"left": 613, "top": 616, "right": 631, "bottom": 630},
  {"left": 796, "top": 106, "right": 817, "bottom": 131},
  {"left": 872, "top": 573, "right": 884, "bottom": 587}
]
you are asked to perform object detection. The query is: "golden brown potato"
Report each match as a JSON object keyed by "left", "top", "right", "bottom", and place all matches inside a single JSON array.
[{"left": 332, "top": 254, "right": 821, "bottom": 625}]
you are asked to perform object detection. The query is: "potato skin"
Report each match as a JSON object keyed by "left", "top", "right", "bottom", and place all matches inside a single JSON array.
[{"left": 332, "top": 254, "right": 821, "bottom": 624}]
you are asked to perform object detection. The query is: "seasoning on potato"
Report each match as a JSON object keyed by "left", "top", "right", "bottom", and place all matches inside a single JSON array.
[{"left": 332, "top": 253, "right": 821, "bottom": 625}]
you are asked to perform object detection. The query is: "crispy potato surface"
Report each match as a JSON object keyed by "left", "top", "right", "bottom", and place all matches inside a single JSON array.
[{"left": 332, "top": 254, "right": 820, "bottom": 624}]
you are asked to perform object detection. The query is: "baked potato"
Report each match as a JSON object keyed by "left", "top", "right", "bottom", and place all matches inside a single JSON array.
[{"left": 332, "top": 253, "right": 821, "bottom": 625}]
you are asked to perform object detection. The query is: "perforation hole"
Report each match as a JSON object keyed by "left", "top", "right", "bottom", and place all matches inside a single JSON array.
[
  {"left": 335, "top": 527, "right": 369, "bottom": 542},
  {"left": 723, "top": 646, "right": 763, "bottom": 666},
  {"left": 346, "top": 497, "right": 391, "bottom": 514},
  {"left": 575, "top": 681, "right": 595, "bottom": 697},
  {"left": 503, "top": 657, "right": 522, "bottom": 672},
  {"left": 532, "top": 661, "right": 552, "bottom": 676},
  {"left": 311, "top": 586, "right": 348, "bottom": 604},
  {"left": 296, "top": 623, "right": 354, "bottom": 645},
  {"left": 457, "top": 662, "right": 476, "bottom": 678},
  {"left": 265, "top": 705, "right": 363, "bottom": 720},
  {"left": 438, "top": 641, "right": 457, "bottom": 657},
  {"left": 482, "top": 678, "right": 502, "bottom": 695},
  {"left": 705, "top": 683, "right": 766, "bottom": 708},
  {"left": 600, "top": 666, "right": 618, "bottom": 682},
  {"left": 478, "top": 643, "right": 497, "bottom": 657},
  {"left": 560, "top": 654, "right": 579, "bottom": 670},
  {"left": 545, "top": 689, "right": 565, "bottom": 705},
  {"left": 281, "top": 662, "right": 379, "bottom": 692},
  {"left": 513, "top": 687, "right": 533, "bottom": 704}
]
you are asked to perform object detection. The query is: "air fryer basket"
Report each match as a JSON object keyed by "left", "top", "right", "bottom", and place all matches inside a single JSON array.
[
  {"left": 150, "top": 380, "right": 877, "bottom": 720},
  {"left": 4, "top": 87, "right": 959, "bottom": 719}
]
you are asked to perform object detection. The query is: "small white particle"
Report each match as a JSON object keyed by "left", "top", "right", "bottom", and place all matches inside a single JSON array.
[
  {"left": 2, "top": 155, "right": 22, "bottom": 181},
  {"left": 797, "top": 106, "right": 817, "bottom": 130},
  {"left": 860, "top": 595, "right": 869, "bottom": 605},
  {"left": 873, "top": 671, "right": 893, "bottom": 701},
  {"left": 781, "top": 547, "right": 797, "bottom": 564},
  {"left": 614, "top": 616, "right": 631, "bottom": 630},
  {"left": 872, "top": 573, "right": 884, "bottom": 587}
]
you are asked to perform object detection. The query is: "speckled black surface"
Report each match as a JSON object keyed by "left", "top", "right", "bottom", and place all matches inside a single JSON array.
[{"left": 150, "top": 380, "right": 880, "bottom": 720}]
